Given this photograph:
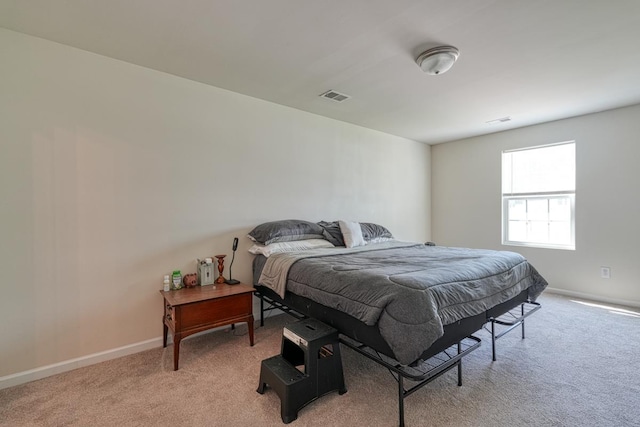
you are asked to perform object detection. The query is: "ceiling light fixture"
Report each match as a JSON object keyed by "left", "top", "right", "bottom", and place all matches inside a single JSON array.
[{"left": 416, "top": 45, "right": 460, "bottom": 75}]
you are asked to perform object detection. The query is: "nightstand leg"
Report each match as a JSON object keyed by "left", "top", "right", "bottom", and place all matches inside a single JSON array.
[
  {"left": 248, "top": 316, "right": 255, "bottom": 346},
  {"left": 163, "top": 322, "right": 168, "bottom": 348},
  {"left": 173, "top": 334, "right": 182, "bottom": 371}
]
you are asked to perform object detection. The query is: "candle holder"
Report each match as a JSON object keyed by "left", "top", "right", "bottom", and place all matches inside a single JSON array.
[{"left": 215, "top": 254, "right": 227, "bottom": 284}]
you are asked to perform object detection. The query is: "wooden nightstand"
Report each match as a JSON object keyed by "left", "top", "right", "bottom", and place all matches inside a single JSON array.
[{"left": 160, "top": 283, "right": 255, "bottom": 370}]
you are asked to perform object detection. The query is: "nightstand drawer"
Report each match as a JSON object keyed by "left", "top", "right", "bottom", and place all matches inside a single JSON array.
[
  {"left": 179, "top": 293, "right": 251, "bottom": 329},
  {"left": 164, "top": 303, "right": 175, "bottom": 329}
]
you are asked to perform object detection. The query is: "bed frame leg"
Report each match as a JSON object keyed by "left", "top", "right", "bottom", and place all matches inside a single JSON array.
[
  {"left": 491, "top": 319, "right": 497, "bottom": 361},
  {"left": 398, "top": 375, "right": 405, "bottom": 427},
  {"left": 260, "top": 297, "right": 264, "bottom": 327},
  {"left": 490, "top": 301, "right": 540, "bottom": 361},
  {"left": 521, "top": 303, "right": 525, "bottom": 339},
  {"left": 457, "top": 342, "right": 462, "bottom": 386}
]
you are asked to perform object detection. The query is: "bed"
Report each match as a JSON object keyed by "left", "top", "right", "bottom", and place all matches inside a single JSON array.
[{"left": 249, "top": 220, "right": 548, "bottom": 426}]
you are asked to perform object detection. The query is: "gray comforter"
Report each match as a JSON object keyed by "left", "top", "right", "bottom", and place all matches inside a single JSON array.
[{"left": 258, "top": 241, "right": 548, "bottom": 365}]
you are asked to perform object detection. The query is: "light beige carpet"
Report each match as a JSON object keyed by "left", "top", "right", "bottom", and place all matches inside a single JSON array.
[{"left": 1, "top": 293, "right": 639, "bottom": 427}]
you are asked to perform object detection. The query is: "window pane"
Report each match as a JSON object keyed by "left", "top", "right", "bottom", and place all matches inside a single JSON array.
[
  {"left": 550, "top": 222, "right": 571, "bottom": 245},
  {"left": 527, "top": 199, "right": 549, "bottom": 221},
  {"left": 508, "top": 199, "right": 527, "bottom": 220},
  {"left": 529, "top": 221, "right": 549, "bottom": 243},
  {"left": 503, "top": 143, "right": 575, "bottom": 194},
  {"left": 502, "top": 154, "right": 513, "bottom": 193},
  {"left": 549, "top": 197, "right": 571, "bottom": 221},
  {"left": 508, "top": 220, "right": 527, "bottom": 241}
]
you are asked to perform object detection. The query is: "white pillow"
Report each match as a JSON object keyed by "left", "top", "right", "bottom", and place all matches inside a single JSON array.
[
  {"left": 338, "top": 220, "right": 366, "bottom": 248},
  {"left": 367, "top": 236, "right": 395, "bottom": 244},
  {"left": 248, "top": 239, "right": 334, "bottom": 257}
]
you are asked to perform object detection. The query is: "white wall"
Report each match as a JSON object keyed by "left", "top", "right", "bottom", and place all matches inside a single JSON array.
[
  {"left": 432, "top": 104, "right": 640, "bottom": 306},
  {"left": 0, "top": 29, "right": 431, "bottom": 380}
]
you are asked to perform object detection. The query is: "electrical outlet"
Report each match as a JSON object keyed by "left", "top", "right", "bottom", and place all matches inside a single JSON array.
[{"left": 600, "top": 267, "right": 611, "bottom": 279}]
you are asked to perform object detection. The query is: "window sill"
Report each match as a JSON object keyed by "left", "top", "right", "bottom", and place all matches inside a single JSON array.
[{"left": 502, "top": 241, "right": 575, "bottom": 251}]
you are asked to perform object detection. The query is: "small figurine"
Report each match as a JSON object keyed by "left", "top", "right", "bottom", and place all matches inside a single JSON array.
[{"left": 183, "top": 273, "right": 198, "bottom": 288}]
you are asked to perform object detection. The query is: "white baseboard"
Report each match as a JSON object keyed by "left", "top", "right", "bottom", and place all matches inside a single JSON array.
[
  {"left": 0, "top": 322, "right": 246, "bottom": 391},
  {"left": 545, "top": 287, "right": 640, "bottom": 308},
  {"left": 0, "top": 337, "right": 163, "bottom": 390}
]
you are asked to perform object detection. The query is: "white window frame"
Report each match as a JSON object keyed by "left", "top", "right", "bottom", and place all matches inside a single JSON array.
[{"left": 502, "top": 142, "right": 576, "bottom": 250}]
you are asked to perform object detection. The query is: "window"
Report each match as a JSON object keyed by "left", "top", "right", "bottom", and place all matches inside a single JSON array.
[{"left": 502, "top": 142, "right": 575, "bottom": 250}]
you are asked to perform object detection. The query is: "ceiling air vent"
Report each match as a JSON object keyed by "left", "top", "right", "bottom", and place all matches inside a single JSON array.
[
  {"left": 319, "top": 90, "right": 351, "bottom": 103},
  {"left": 486, "top": 116, "right": 512, "bottom": 125}
]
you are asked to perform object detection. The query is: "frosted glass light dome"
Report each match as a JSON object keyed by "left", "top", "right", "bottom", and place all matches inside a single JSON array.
[{"left": 416, "top": 46, "right": 460, "bottom": 75}]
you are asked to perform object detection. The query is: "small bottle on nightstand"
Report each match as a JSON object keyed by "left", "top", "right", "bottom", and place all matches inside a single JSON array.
[
  {"left": 163, "top": 275, "right": 171, "bottom": 292},
  {"left": 171, "top": 270, "right": 182, "bottom": 290}
]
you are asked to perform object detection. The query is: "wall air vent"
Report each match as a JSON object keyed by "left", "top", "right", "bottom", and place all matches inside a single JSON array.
[
  {"left": 486, "top": 116, "right": 512, "bottom": 125},
  {"left": 319, "top": 90, "right": 351, "bottom": 103}
]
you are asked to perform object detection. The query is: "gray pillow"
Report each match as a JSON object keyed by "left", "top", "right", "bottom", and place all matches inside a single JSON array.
[
  {"left": 248, "top": 219, "right": 326, "bottom": 245},
  {"left": 317, "top": 221, "right": 346, "bottom": 246},
  {"left": 360, "top": 222, "right": 394, "bottom": 241},
  {"left": 318, "top": 221, "right": 393, "bottom": 245}
]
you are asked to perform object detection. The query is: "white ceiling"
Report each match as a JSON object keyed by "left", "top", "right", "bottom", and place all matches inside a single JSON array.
[{"left": 2, "top": 0, "right": 640, "bottom": 144}]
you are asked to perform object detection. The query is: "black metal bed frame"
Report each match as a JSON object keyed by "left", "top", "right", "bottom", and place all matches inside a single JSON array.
[{"left": 256, "top": 290, "right": 540, "bottom": 427}]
